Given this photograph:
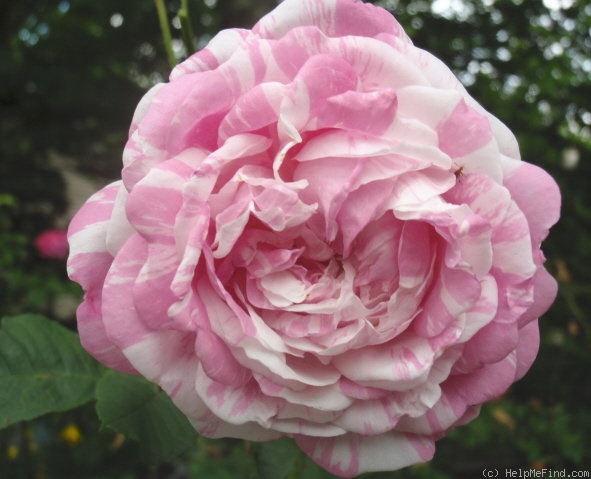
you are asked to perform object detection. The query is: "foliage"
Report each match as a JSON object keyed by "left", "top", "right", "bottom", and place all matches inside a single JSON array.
[
  {"left": 0, "top": 314, "right": 104, "bottom": 428},
  {"left": 95, "top": 371, "right": 197, "bottom": 463},
  {"left": 1, "top": 0, "right": 590, "bottom": 478},
  {"left": 0, "top": 315, "right": 199, "bottom": 477},
  {"left": 0, "top": 195, "right": 77, "bottom": 317}
]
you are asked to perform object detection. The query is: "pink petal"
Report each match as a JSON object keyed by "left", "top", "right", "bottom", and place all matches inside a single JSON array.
[
  {"left": 256, "top": 375, "right": 352, "bottom": 412},
  {"left": 447, "top": 350, "right": 518, "bottom": 405},
  {"left": 453, "top": 320, "right": 519, "bottom": 374},
  {"left": 218, "top": 82, "right": 285, "bottom": 141},
  {"left": 333, "top": 334, "right": 436, "bottom": 391},
  {"left": 67, "top": 182, "right": 120, "bottom": 240},
  {"left": 514, "top": 320, "right": 540, "bottom": 380},
  {"left": 67, "top": 182, "right": 136, "bottom": 373},
  {"left": 105, "top": 186, "right": 134, "bottom": 255},
  {"left": 270, "top": 415, "right": 346, "bottom": 437},
  {"left": 389, "top": 170, "right": 456, "bottom": 212},
  {"left": 503, "top": 161, "right": 561, "bottom": 249},
  {"left": 518, "top": 266, "right": 558, "bottom": 326},
  {"left": 196, "top": 329, "right": 252, "bottom": 387},
  {"left": 123, "top": 329, "right": 202, "bottom": 417},
  {"left": 396, "top": 189, "right": 493, "bottom": 279},
  {"left": 413, "top": 266, "right": 481, "bottom": 338},
  {"left": 337, "top": 180, "right": 397, "bottom": 255},
  {"left": 195, "top": 363, "right": 279, "bottom": 428},
  {"left": 338, "top": 377, "right": 389, "bottom": 401},
  {"left": 333, "top": 35, "right": 429, "bottom": 90},
  {"left": 437, "top": 100, "right": 493, "bottom": 158},
  {"left": 403, "top": 45, "right": 466, "bottom": 92},
  {"left": 397, "top": 220, "right": 434, "bottom": 290},
  {"left": 251, "top": 181, "right": 317, "bottom": 231},
  {"left": 121, "top": 76, "right": 203, "bottom": 188},
  {"left": 101, "top": 234, "right": 152, "bottom": 350},
  {"left": 296, "top": 130, "right": 399, "bottom": 162},
  {"left": 332, "top": 386, "right": 435, "bottom": 436},
  {"left": 253, "top": 0, "right": 409, "bottom": 41},
  {"left": 295, "top": 432, "right": 434, "bottom": 478},
  {"left": 211, "top": 189, "right": 252, "bottom": 258},
  {"left": 396, "top": 86, "right": 463, "bottom": 131},
  {"left": 396, "top": 386, "right": 479, "bottom": 436},
  {"left": 456, "top": 274, "right": 499, "bottom": 342},
  {"left": 163, "top": 70, "right": 243, "bottom": 154},
  {"left": 280, "top": 53, "right": 357, "bottom": 133},
  {"left": 197, "top": 271, "right": 342, "bottom": 389},
  {"left": 125, "top": 161, "right": 197, "bottom": 331},
  {"left": 351, "top": 213, "right": 402, "bottom": 295},
  {"left": 170, "top": 28, "right": 250, "bottom": 80},
  {"left": 313, "top": 88, "right": 398, "bottom": 136},
  {"left": 74, "top": 290, "right": 136, "bottom": 374},
  {"left": 491, "top": 200, "right": 537, "bottom": 277}
]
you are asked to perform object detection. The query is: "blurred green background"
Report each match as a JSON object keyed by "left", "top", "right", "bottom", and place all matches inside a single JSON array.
[{"left": 1, "top": 0, "right": 590, "bottom": 477}]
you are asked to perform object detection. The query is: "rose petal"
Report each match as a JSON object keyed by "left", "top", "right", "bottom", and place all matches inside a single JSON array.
[
  {"left": 514, "top": 320, "right": 540, "bottom": 380},
  {"left": 295, "top": 432, "right": 434, "bottom": 478},
  {"left": 437, "top": 100, "right": 493, "bottom": 158},
  {"left": 447, "top": 350, "right": 518, "bottom": 405},
  {"left": 171, "top": 28, "right": 250, "bottom": 80},
  {"left": 254, "top": 0, "right": 409, "bottom": 41},
  {"left": 333, "top": 334, "right": 436, "bottom": 391},
  {"left": 503, "top": 160, "right": 561, "bottom": 249},
  {"left": 518, "top": 266, "right": 558, "bottom": 326},
  {"left": 67, "top": 182, "right": 136, "bottom": 373}
]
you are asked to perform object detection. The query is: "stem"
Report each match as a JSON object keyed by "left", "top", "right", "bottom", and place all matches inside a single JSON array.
[
  {"left": 178, "top": 0, "right": 196, "bottom": 55},
  {"left": 154, "top": 0, "right": 177, "bottom": 68}
]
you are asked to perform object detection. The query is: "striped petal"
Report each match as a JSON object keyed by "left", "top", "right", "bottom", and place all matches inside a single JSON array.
[
  {"left": 296, "top": 432, "right": 434, "bottom": 478},
  {"left": 67, "top": 182, "right": 135, "bottom": 373}
]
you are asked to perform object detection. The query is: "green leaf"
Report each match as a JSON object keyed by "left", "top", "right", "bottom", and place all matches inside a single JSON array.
[
  {"left": 95, "top": 370, "right": 197, "bottom": 463},
  {"left": 0, "top": 314, "right": 105, "bottom": 429},
  {"left": 257, "top": 438, "right": 307, "bottom": 479}
]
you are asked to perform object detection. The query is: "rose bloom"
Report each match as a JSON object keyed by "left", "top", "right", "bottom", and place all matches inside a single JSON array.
[
  {"left": 35, "top": 229, "right": 69, "bottom": 259},
  {"left": 67, "top": 0, "right": 560, "bottom": 476}
]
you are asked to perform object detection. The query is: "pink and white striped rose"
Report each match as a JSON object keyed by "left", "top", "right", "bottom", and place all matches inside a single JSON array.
[{"left": 67, "top": 0, "right": 560, "bottom": 476}]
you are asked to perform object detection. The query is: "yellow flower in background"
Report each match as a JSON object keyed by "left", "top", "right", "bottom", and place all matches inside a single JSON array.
[
  {"left": 60, "top": 424, "right": 82, "bottom": 446},
  {"left": 6, "top": 445, "right": 19, "bottom": 460}
]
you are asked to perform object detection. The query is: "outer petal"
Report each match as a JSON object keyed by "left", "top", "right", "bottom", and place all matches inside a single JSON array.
[
  {"left": 437, "top": 100, "right": 492, "bottom": 159},
  {"left": 194, "top": 363, "right": 280, "bottom": 430},
  {"left": 254, "top": 0, "right": 409, "bottom": 42},
  {"left": 502, "top": 160, "right": 561, "bottom": 249},
  {"left": 171, "top": 28, "right": 250, "bottom": 80},
  {"left": 518, "top": 267, "right": 558, "bottom": 326},
  {"left": 101, "top": 234, "right": 152, "bottom": 350},
  {"left": 67, "top": 182, "right": 136, "bottom": 373},
  {"left": 514, "top": 320, "right": 541, "bottom": 380},
  {"left": 295, "top": 432, "right": 434, "bottom": 478},
  {"left": 446, "top": 351, "right": 518, "bottom": 406},
  {"left": 395, "top": 386, "right": 480, "bottom": 436}
]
